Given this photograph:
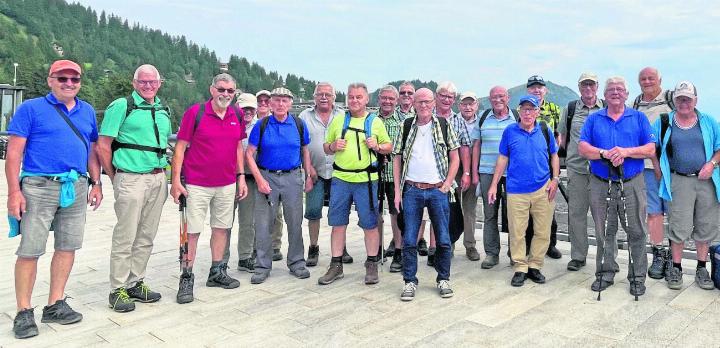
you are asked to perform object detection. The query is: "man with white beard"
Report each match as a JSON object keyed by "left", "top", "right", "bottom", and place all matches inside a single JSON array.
[{"left": 170, "top": 73, "right": 248, "bottom": 303}]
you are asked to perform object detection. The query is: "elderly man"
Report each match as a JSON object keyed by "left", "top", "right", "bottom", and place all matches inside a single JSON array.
[
  {"left": 245, "top": 87, "right": 313, "bottom": 284},
  {"left": 633, "top": 67, "right": 675, "bottom": 279},
  {"left": 221, "top": 93, "right": 259, "bottom": 272},
  {"left": 393, "top": 88, "right": 460, "bottom": 300},
  {"left": 319, "top": 83, "right": 392, "bottom": 285},
  {"left": 7, "top": 60, "right": 103, "bottom": 339},
  {"left": 170, "top": 73, "right": 248, "bottom": 303},
  {"left": 489, "top": 95, "right": 559, "bottom": 287},
  {"left": 524, "top": 75, "right": 562, "bottom": 259},
  {"left": 579, "top": 76, "right": 655, "bottom": 297},
  {"left": 557, "top": 73, "right": 605, "bottom": 271},
  {"left": 376, "top": 85, "right": 405, "bottom": 272},
  {"left": 471, "top": 86, "right": 517, "bottom": 269},
  {"left": 299, "top": 82, "right": 347, "bottom": 267},
  {"left": 98, "top": 64, "right": 171, "bottom": 312},
  {"left": 457, "top": 91, "right": 481, "bottom": 261},
  {"left": 417, "top": 81, "right": 471, "bottom": 266},
  {"left": 654, "top": 81, "right": 719, "bottom": 291}
]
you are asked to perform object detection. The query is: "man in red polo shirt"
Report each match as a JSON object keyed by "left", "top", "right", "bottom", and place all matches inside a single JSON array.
[{"left": 170, "top": 73, "right": 248, "bottom": 304}]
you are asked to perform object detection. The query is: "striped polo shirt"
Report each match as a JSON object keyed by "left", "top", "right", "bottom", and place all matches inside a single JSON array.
[{"left": 470, "top": 107, "right": 517, "bottom": 174}]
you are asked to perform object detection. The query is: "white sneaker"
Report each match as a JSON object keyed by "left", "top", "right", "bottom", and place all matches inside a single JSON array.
[
  {"left": 437, "top": 280, "right": 454, "bottom": 298},
  {"left": 400, "top": 282, "right": 417, "bottom": 301}
]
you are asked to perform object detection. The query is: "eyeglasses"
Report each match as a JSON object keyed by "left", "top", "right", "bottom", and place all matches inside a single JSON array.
[
  {"left": 380, "top": 96, "right": 397, "bottom": 101},
  {"left": 215, "top": 87, "right": 236, "bottom": 94},
  {"left": 135, "top": 79, "right": 160, "bottom": 87},
  {"left": 51, "top": 76, "right": 81, "bottom": 84},
  {"left": 437, "top": 93, "right": 455, "bottom": 101},
  {"left": 399, "top": 91, "right": 414, "bottom": 96},
  {"left": 415, "top": 100, "right": 434, "bottom": 106},
  {"left": 519, "top": 108, "right": 538, "bottom": 113},
  {"left": 606, "top": 87, "right": 626, "bottom": 94},
  {"left": 314, "top": 93, "right": 334, "bottom": 99},
  {"left": 257, "top": 98, "right": 270, "bottom": 105}
]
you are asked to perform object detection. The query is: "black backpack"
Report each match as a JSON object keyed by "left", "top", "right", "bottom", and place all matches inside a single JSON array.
[
  {"left": 111, "top": 96, "right": 171, "bottom": 158},
  {"left": 561, "top": 99, "right": 607, "bottom": 157},
  {"left": 632, "top": 90, "right": 676, "bottom": 111},
  {"left": 255, "top": 113, "right": 304, "bottom": 161}
]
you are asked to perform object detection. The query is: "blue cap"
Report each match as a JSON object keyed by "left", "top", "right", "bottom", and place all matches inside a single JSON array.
[{"left": 518, "top": 95, "right": 540, "bottom": 108}]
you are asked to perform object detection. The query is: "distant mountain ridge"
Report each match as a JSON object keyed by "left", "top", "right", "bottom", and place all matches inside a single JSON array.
[{"left": 479, "top": 81, "right": 579, "bottom": 110}]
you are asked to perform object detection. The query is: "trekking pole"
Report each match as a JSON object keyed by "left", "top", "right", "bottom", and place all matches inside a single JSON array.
[
  {"left": 179, "top": 194, "right": 190, "bottom": 275},
  {"left": 617, "top": 165, "right": 638, "bottom": 301},
  {"left": 377, "top": 154, "right": 386, "bottom": 266},
  {"left": 597, "top": 173, "right": 613, "bottom": 301}
]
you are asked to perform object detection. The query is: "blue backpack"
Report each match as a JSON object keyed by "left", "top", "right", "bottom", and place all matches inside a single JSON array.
[{"left": 710, "top": 244, "right": 720, "bottom": 290}]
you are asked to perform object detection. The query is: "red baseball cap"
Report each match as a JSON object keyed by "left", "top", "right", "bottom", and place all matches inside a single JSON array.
[{"left": 48, "top": 60, "right": 82, "bottom": 76}]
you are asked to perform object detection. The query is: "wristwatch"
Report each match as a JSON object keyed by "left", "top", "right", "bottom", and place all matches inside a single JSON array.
[
  {"left": 599, "top": 149, "right": 605, "bottom": 158},
  {"left": 712, "top": 160, "right": 719, "bottom": 168},
  {"left": 89, "top": 178, "right": 101, "bottom": 186},
  {"left": 463, "top": 172, "right": 470, "bottom": 176}
]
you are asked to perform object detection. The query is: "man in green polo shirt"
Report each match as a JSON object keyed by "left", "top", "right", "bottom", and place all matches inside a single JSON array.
[{"left": 97, "top": 64, "right": 172, "bottom": 313}]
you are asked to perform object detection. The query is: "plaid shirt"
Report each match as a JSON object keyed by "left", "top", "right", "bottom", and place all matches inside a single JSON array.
[
  {"left": 446, "top": 110, "right": 471, "bottom": 146},
  {"left": 380, "top": 109, "right": 405, "bottom": 182},
  {"left": 396, "top": 105, "right": 415, "bottom": 120},
  {"left": 392, "top": 115, "right": 460, "bottom": 191}
]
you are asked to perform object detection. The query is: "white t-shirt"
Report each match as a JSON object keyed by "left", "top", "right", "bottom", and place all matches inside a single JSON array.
[{"left": 405, "top": 123, "right": 442, "bottom": 183}]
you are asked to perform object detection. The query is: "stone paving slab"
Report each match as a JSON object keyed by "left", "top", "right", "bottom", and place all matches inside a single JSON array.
[{"left": 0, "top": 164, "right": 719, "bottom": 347}]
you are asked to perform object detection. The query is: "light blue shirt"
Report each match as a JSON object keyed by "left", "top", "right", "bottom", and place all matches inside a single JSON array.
[{"left": 470, "top": 108, "right": 517, "bottom": 174}]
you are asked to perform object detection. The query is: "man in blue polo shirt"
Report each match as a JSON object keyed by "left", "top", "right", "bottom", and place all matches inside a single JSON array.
[
  {"left": 578, "top": 76, "right": 655, "bottom": 297},
  {"left": 488, "top": 95, "right": 559, "bottom": 287},
  {"left": 245, "top": 87, "right": 314, "bottom": 284},
  {"left": 6, "top": 59, "right": 103, "bottom": 339}
]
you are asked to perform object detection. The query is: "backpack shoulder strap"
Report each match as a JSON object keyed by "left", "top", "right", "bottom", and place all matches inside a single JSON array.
[
  {"left": 565, "top": 100, "right": 577, "bottom": 144},
  {"left": 478, "top": 109, "right": 492, "bottom": 130},
  {"left": 665, "top": 90, "right": 676, "bottom": 110},
  {"left": 125, "top": 95, "right": 136, "bottom": 118},
  {"left": 657, "top": 112, "right": 672, "bottom": 159},
  {"left": 364, "top": 113, "right": 376, "bottom": 139},
  {"left": 540, "top": 121, "right": 552, "bottom": 169},
  {"left": 511, "top": 109, "right": 519, "bottom": 121},
  {"left": 601, "top": 99, "right": 607, "bottom": 108},
  {"left": 632, "top": 95, "right": 642, "bottom": 109},
  {"left": 193, "top": 103, "right": 205, "bottom": 134},
  {"left": 256, "top": 116, "right": 272, "bottom": 159},
  {"left": 341, "top": 112, "right": 352, "bottom": 139},
  {"left": 437, "top": 116, "right": 449, "bottom": 145},
  {"left": 400, "top": 117, "right": 414, "bottom": 153}
]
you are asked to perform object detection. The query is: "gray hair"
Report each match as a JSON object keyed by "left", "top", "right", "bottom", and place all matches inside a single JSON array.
[
  {"left": 314, "top": 82, "right": 335, "bottom": 95},
  {"left": 211, "top": 73, "right": 236, "bottom": 87},
  {"left": 133, "top": 64, "right": 161, "bottom": 80},
  {"left": 604, "top": 76, "right": 628, "bottom": 93},
  {"left": 436, "top": 81, "right": 457, "bottom": 95},
  {"left": 399, "top": 81, "right": 415, "bottom": 90},
  {"left": 379, "top": 85, "right": 399, "bottom": 98},
  {"left": 347, "top": 82, "right": 369, "bottom": 94}
]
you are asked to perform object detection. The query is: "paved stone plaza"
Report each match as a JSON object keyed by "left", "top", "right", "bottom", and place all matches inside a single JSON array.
[{"left": 0, "top": 165, "right": 719, "bottom": 347}]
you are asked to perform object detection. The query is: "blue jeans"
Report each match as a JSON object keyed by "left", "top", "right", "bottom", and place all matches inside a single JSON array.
[{"left": 401, "top": 184, "right": 452, "bottom": 284}]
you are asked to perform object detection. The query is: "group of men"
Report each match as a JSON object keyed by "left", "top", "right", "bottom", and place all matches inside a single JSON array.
[{"left": 6, "top": 59, "right": 719, "bottom": 340}]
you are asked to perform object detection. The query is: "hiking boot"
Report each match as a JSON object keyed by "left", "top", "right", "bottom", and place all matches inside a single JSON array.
[
  {"left": 481, "top": 254, "right": 499, "bottom": 269},
  {"left": 591, "top": 278, "right": 614, "bottom": 292},
  {"left": 237, "top": 258, "right": 255, "bottom": 273},
  {"left": 389, "top": 252, "right": 403, "bottom": 273},
  {"left": 341, "top": 247, "right": 354, "bottom": 264},
  {"left": 318, "top": 261, "right": 344, "bottom": 285},
  {"left": 648, "top": 246, "right": 667, "bottom": 279},
  {"left": 400, "top": 282, "right": 417, "bottom": 301},
  {"left": 13, "top": 308, "right": 38, "bottom": 339},
  {"left": 207, "top": 263, "right": 240, "bottom": 289},
  {"left": 663, "top": 249, "right": 673, "bottom": 281},
  {"left": 177, "top": 272, "right": 194, "bottom": 304},
  {"left": 364, "top": 261, "right": 379, "bottom": 285},
  {"left": 41, "top": 298, "right": 82, "bottom": 325},
  {"left": 629, "top": 280, "right": 646, "bottom": 297},
  {"left": 545, "top": 246, "right": 562, "bottom": 259},
  {"left": 511, "top": 272, "right": 526, "bottom": 287},
  {"left": 437, "top": 280, "right": 454, "bottom": 298},
  {"left": 418, "top": 239, "right": 429, "bottom": 256},
  {"left": 427, "top": 247, "right": 436, "bottom": 266},
  {"left": 385, "top": 240, "right": 395, "bottom": 257},
  {"left": 567, "top": 259, "right": 586, "bottom": 271},
  {"left": 527, "top": 268, "right": 546, "bottom": 284},
  {"left": 466, "top": 246, "right": 480, "bottom": 261},
  {"left": 127, "top": 281, "right": 162, "bottom": 303},
  {"left": 108, "top": 288, "right": 136, "bottom": 313},
  {"left": 290, "top": 266, "right": 310, "bottom": 279},
  {"left": 306, "top": 245, "right": 320, "bottom": 267},
  {"left": 695, "top": 267, "right": 715, "bottom": 290},
  {"left": 250, "top": 272, "right": 269, "bottom": 284},
  {"left": 666, "top": 267, "right": 683, "bottom": 290},
  {"left": 272, "top": 249, "right": 283, "bottom": 261}
]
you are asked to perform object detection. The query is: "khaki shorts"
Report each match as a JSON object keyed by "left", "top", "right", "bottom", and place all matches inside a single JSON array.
[{"left": 186, "top": 183, "right": 236, "bottom": 233}]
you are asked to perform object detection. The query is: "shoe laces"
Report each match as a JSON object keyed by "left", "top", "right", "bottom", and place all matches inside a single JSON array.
[
  {"left": 180, "top": 274, "right": 193, "bottom": 291},
  {"left": 137, "top": 282, "right": 152, "bottom": 296},
  {"left": 16, "top": 308, "right": 35, "bottom": 323},
  {"left": 437, "top": 280, "right": 451, "bottom": 290},
  {"left": 403, "top": 282, "right": 417, "bottom": 292},
  {"left": 114, "top": 288, "right": 131, "bottom": 303}
]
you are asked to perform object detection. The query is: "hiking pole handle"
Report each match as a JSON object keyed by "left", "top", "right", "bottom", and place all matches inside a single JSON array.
[{"left": 179, "top": 194, "right": 187, "bottom": 210}]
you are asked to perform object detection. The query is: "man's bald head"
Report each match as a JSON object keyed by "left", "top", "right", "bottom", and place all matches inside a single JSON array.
[
  {"left": 488, "top": 85, "right": 509, "bottom": 113},
  {"left": 638, "top": 66, "right": 662, "bottom": 97},
  {"left": 414, "top": 88, "right": 434, "bottom": 101},
  {"left": 413, "top": 88, "right": 435, "bottom": 117}
]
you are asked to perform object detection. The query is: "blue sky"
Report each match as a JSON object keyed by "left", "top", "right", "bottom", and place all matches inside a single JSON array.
[{"left": 76, "top": 0, "right": 720, "bottom": 111}]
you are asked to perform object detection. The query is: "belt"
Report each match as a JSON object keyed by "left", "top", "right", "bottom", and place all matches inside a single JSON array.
[
  {"left": 39, "top": 176, "right": 87, "bottom": 182},
  {"left": 671, "top": 170, "right": 699, "bottom": 177},
  {"left": 405, "top": 180, "right": 443, "bottom": 190},
  {"left": 259, "top": 166, "right": 300, "bottom": 174},
  {"left": 592, "top": 173, "right": 639, "bottom": 183},
  {"left": 117, "top": 168, "right": 165, "bottom": 174}
]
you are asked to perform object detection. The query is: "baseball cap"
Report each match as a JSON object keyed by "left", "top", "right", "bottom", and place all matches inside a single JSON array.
[
  {"left": 255, "top": 90, "right": 271, "bottom": 98},
  {"left": 518, "top": 95, "right": 540, "bottom": 108},
  {"left": 673, "top": 81, "right": 697, "bottom": 99},
  {"left": 459, "top": 91, "right": 478, "bottom": 101},
  {"left": 270, "top": 87, "right": 294, "bottom": 99},
  {"left": 578, "top": 72, "right": 598, "bottom": 84},
  {"left": 526, "top": 75, "right": 546, "bottom": 87},
  {"left": 237, "top": 93, "right": 257, "bottom": 109},
  {"left": 48, "top": 60, "right": 82, "bottom": 76}
]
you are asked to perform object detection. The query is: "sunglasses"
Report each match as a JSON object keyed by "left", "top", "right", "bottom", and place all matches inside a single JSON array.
[
  {"left": 51, "top": 76, "right": 81, "bottom": 84},
  {"left": 399, "top": 91, "right": 414, "bottom": 96},
  {"left": 215, "top": 87, "right": 236, "bottom": 94}
]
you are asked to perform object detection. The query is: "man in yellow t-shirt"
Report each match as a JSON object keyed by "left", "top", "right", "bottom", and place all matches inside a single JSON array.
[{"left": 319, "top": 83, "right": 392, "bottom": 286}]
